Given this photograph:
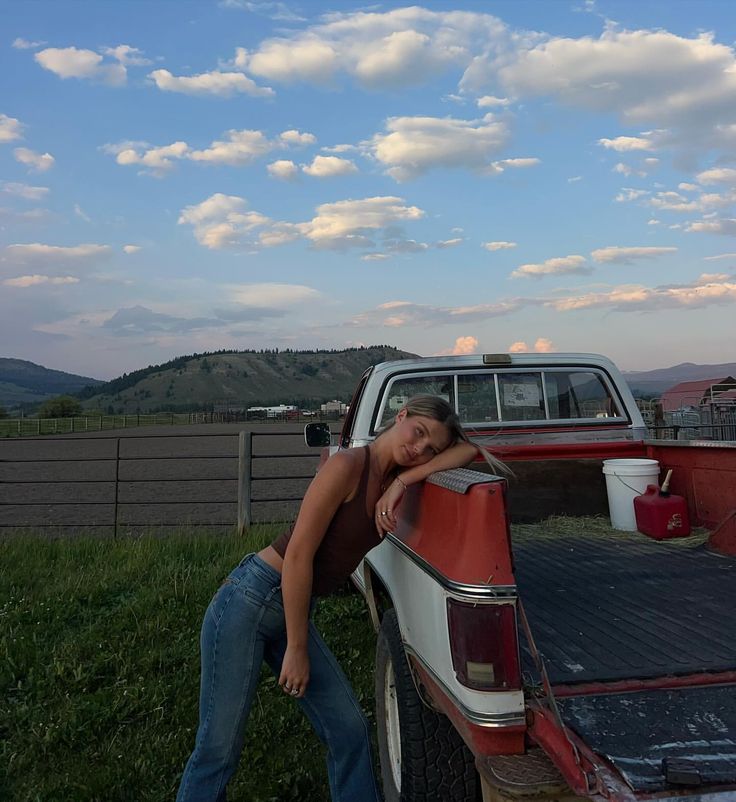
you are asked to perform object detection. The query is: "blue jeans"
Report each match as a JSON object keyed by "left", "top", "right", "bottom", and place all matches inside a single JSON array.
[{"left": 176, "top": 553, "right": 382, "bottom": 802}]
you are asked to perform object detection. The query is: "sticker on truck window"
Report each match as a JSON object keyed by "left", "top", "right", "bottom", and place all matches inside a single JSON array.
[{"left": 503, "top": 383, "right": 540, "bottom": 407}]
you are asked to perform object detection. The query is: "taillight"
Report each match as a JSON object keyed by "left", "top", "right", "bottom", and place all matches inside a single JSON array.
[{"left": 446, "top": 600, "right": 521, "bottom": 691}]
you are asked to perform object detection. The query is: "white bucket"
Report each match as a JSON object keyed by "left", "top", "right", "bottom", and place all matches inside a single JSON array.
[{"left": 602, "top": 459, "right": 660, "bottom": 531}]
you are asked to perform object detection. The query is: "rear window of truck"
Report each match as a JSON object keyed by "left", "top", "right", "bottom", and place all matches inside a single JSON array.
[{"left": 376, "top": 368, "right": 624, "bottom": 429}]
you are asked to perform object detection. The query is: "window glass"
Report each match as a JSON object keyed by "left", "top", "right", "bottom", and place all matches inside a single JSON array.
[
  {"left": 378, "top": 375, "right": 454, "bottom": 427},
  {"left": 498, "top": 373, "right": 545, "bottom": 422},
  {"left": 545, "top": 371, "right": 620, "bottom": 420},
  {"left": 457, "top": 373, "right": 499, "bottom": 423}
]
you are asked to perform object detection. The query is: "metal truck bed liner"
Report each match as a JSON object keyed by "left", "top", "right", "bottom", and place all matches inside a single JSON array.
[{"left": 512, "top": 525, "right": 736, "bottom": 685}]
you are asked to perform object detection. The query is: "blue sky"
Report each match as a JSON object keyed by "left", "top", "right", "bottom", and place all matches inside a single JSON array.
[{"left": 2, "top": 0, "right": 735, "bottom": 380}]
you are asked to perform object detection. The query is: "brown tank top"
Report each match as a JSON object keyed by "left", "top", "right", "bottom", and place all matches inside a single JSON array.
[{"left": 271, "top": 446, "right": 380, "bottom": 597}]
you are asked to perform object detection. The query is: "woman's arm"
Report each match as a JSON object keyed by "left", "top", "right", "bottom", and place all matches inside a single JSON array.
[
  {"left": 375, "top": 441, "right": 478, "bottom": 535},
  {"left": 278, "top": 450, "right": 358, "bottom": 697}
]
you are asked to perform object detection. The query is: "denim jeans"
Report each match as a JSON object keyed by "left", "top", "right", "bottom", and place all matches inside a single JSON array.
[{"left": 176, "top": 553, "right": 382, "bottom": 802}]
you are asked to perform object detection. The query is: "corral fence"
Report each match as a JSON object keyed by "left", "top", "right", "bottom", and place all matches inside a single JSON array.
[
  {"left": 0, "top": 410, "right": 341, "bottom": 439},
  {"left": 0, "top": 427, "right": 322, "bottom": 536}
]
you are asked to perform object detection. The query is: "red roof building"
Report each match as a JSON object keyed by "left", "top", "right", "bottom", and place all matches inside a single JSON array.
[{"left": 660, "top": 377, "right": 736, "bottom": 412}]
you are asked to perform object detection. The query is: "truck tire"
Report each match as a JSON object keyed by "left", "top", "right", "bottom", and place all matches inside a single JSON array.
[{"left": 375, "top": 609, "right": 478, "bottom": 802}]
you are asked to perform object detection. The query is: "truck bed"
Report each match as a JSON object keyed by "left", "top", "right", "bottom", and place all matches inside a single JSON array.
[
  {"left": 512, "top": 519, "right": 736, "bottom": 685},
  {"left": 512, "top": 519, "right": 736, "bottom": 794}
]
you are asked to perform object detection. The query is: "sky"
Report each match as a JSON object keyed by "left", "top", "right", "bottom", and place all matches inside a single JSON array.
[{"left": 1, "top": 0, "right": 736, "bottom": 380}]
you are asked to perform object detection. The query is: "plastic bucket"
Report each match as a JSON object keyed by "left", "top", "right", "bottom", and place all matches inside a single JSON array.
[{"left": 602, "top": 459, "right": 660, "bottom": 531}]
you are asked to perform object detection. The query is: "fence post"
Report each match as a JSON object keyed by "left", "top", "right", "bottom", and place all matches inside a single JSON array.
[
  {"left": 237, "top": 431, "right": 252, "bottom": 534},
  {"left": 112, "top": 437, "right": 121, "bottom": 537}
]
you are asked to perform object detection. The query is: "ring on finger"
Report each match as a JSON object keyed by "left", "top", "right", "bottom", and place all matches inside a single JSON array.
[{"left": 290, "top": 688, "right": 299, "bottom": 696}]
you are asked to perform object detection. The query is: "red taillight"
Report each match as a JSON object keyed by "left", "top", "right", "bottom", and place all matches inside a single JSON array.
[{"left": 447, "top": 600, "right": 521, "bottom": 691}]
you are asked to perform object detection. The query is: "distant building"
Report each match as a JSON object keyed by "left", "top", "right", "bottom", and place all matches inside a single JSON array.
[
  {"left": 247, "top": 404, "right": 298, "bottom": 418},
  {"left": 660, "top": 377, "right": 736, "bottom": 412},
  {"left": 321, "top": 400, "right": 347, "bottom": 415}
]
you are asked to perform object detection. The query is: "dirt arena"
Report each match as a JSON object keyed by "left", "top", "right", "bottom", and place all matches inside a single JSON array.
[{"left": 0, "top": 422, "right": 328, "bottom": 535}]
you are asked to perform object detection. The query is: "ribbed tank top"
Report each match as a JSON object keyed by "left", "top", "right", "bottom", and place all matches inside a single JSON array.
[{"left": 270, "top": 446, "right": 380, "bottom": 597}]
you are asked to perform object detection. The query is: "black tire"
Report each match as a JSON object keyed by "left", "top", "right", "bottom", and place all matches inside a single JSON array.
[{"left": 375, "top": 609, "right": 478, "bottom": 802}]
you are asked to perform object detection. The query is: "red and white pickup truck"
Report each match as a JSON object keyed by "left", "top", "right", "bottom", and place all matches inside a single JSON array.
[{"left": 311, "top": 352, "right": 736, "bottom": 802}]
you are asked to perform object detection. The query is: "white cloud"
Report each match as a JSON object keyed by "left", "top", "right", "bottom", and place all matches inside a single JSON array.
[
  {"left": 361, "top": 253, "right": 390, "bottom": 262},
  {"left": 599, "top": 135, "right": 654, "bottom": 151},
  {"left": 4, "top": 243, "right": 111, "bottom": 263},
  {"left": 686, "top": 218, "right": 736, "bottom": 236},
  {"left": 123, "top": 245, "right": 142, "bottom": 254},
  {"left": 591, "top": 246, "right": 677, "bottom": 263},
  {"left": 436, "top": 238, "right": 463, "bottom": 248},
  {"left": 615, "top": 188, "right": 649, "bottom": 202},
  {"left": 178, "top": 193, "right": 425, "bottom": 253},
  {"left": 437, "top": 335, "right": 479, "bottom": 355},
  {"left": 704, "top": 252, "right": 736, "bottom": 261},
  {"left": 226, "top": 283, "right": 321, "bottom": 307},
  {"left": 238, "top": 8, "right": 506, "bottom": 90},
  {"left": 302, "top": 155, "right": 358, "bottom": 177},
  {"left": 613, "top": 162, "right": 646, "bottom": 177},
  {"left": 12, "top": 38, "right": 46, "bottom": 50},
  {"left": 74, "top": 204, "right": 91, "bottom": 222},
  {"left": 0, "top": 114, "right": 24, "bottom": 143},
  {"left": 368, "top": 114, "right": 510, "bottom": 181},
  {"left": 483, "top": 240, "right": 516, "bottom": 251},
  {"left": 101, "top": 45, "right": 152, "bottom": 66},
  {"left": 492, "top": 157, "right": 540, "bottom": 171},
  {"left": 279, "top": 129, "right": 316, "bottom": 146},
  {"left": 13, "top": 147, "right": 55, "bottom": 172},
  {"left": 113, "top": 141, "right": 188, "bottom": 176},
  {"left": 511, "top": 254, "right": 589, "bottom": 279},
  {"left": 189, "top": 130, "right": 274, "bottom": 165},
  {"left": 477, "top": 95, "right": 511, "bottom": 108},
  {"left": 148, "top": 68, "right": 274, "bottom": 97},
  {"left": 2, "top": 274, "right": 79, "bottom": 287},
  {"left": 1, "top": 182, "right": 49, "bottom": 200},
  {"left": 267, "top": 159, "right": 299, "bottom": 180},
  {"left": 35, "top": 47, "right": 126, "bottom": 85},
  {"left": 696, "top": 167, "right": 736, "bottom": 186},
  {"left": 508, "top": 337, "right": 556, "bottom": 353}
]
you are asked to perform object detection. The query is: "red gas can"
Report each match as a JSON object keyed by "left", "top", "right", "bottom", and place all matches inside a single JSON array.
[{"left": 634, "top": 485, "right": 691, "bottom": 540}]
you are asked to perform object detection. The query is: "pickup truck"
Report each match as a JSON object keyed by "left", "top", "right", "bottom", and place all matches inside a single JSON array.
[{"left": 309, "top": 352, "right": 736, "bottom": 802}]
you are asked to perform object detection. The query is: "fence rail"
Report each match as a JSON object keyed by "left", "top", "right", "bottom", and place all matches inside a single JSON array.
[{"left": 0, "top": 429, "right": 320, "bottom": 535}]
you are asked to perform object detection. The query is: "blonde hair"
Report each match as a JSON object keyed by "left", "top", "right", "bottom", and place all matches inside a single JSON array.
[{"left": 383, "top": 394, "right": 507, "bottom": 475}]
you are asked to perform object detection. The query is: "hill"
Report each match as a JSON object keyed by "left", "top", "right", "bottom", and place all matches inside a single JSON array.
[
  {"left": 0, "top": 358, "right": 103, "bottom": 410},
  {"left": 78, "top": 346, "right": 417, "bottom": 414},
  {"left": 623, "top": 362, "right": 736, "bottom": 396}
]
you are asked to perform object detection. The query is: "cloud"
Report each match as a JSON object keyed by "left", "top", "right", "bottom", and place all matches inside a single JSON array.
[
  {"left": 302, "top": 155, "right": 358, "bottom": 177},
  {"left": 1, "top": 182, "right": 49, "bottom": 200},
  {"left": 511, "top": 254, "right": 589, "bottom": 279},
  {"left": 101, "top": 305, "right": 224, "bottom": 335},
  {"left": 3, "top": 243, "right": 111, "bottom": 270},
  {"left": 0, "top": 114, "right": 24, "bottom": 143},
  {"left": 591, "top": 246, "right": 677, "bottom": 264},
  {"left": 368, "top": 114, "right": 510, "bottom": 180},
  {"left": 101, "top": 45, "right": 152, "bottom": 66},
  {"left": 549, "top": 275, "right": 736, "bottom": 312},
  {"left": 599, "top": 135, "right": 654, "bottom": 151},
  {"left": 2, "top": 275, "right": 79, "bottom": 287},
  {"left": 189, "top": 129, "right": 274, "bottom": 165},
  {"left": 615, "top": 188, "right": 649, "bottom": 202},
  {"left": 279, "top": 129, "right": 316, "bottom": 146},
  {"left": 686, "top": 218, "right": 736, "bottom": 236},
  {"left": 267, "top": 159, "right": 299, "bottom": 180},
  {"left": 112, "top": 141, "right": 189, "bottom": 176},
  {"left": 123, "top": 245, "right": 141, "bottom": 254},
  {"left": 35, "top": 46, "right": 127, "bottom": 85},
  {"left": 477, "top": 95, "right": 511, "bottom": 108},
  {"left": 647, "top": 191, "right": 698, "bottom": 211},
  {"left": 437, "top": 335, "right": 479, "bottom": 355},
  {"left": 12, "top": 38, "right": 46, "bottom": 50},
  {"left": 148, "top": 68, "right": 274, "bottom": 97},
  {"left": 436, "top": 238, "right": 463, "bottom": 248},
  {"left": 74, "top": 204, "right": 91, "bottom": 222},
  {"left": 696, "top": 167, "right": 736, "bottom": 186},
  {"left": 225, "top": 282, "right": 321, "bottom": 307},
  {"left": 238, "top": 8, "right": 507, "bottom": 90},
  {"left": 178, "top": 194, "right": 272, "bottom": 249},
  {"left": 220, "top": 1, "right": 306, "bottom": 23},
  {"left": 13, "top": 147, "right": 55, "bottom": 172},
  {"left": 482, "top": 240, "right": 516, "bottom": 251},
  {"left": 349, "top": 298, "right": 524, "bottom": 328},
  {"left": 508, "top": 337, "right": 556, "bottom": 353},
  {"left": 704, "top": 252, "right": 736, "bottom": 261}
]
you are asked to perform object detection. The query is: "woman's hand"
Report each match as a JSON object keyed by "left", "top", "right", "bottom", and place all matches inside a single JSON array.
[
  {"left": 279, "top": 644, "right": 310, "bottom": 699},
  {"left": 375, "top": 478, "right": 405, "bottom": 537}
]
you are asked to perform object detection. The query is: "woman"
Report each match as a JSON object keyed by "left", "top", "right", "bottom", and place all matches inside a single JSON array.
[{"left": 176, "top": 396, "right": 488, "bottom": 802}]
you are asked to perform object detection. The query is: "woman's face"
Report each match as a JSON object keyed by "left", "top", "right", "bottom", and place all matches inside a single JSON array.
[{"left": 392, "top": 410, "right": 454, "bottom": 466}]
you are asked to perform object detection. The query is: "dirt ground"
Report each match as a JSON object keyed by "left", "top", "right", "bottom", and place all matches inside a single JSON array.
[{"left": 0, "top": 422, "right": 333, "bottom": 535}]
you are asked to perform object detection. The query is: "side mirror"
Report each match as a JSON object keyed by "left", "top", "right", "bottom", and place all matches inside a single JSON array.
[{"left": 305, "top": 421, "right": 331, "bottom": 447}]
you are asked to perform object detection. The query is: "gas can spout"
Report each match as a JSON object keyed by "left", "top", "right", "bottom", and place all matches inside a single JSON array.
[{"left": 660, "top": 469, "right": 673, "bottom": 496}]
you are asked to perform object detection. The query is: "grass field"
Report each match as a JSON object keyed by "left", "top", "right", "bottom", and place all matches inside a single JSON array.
[{"left": 0, "top": 527, "right": 377, "bottom": 802}]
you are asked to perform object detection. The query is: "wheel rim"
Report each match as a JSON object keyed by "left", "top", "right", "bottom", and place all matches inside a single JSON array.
[{"left": 384, "top": 657, "right": 402, "bottom": 791}]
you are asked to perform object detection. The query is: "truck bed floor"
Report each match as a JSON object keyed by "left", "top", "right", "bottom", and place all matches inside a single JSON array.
[{"left": 512, "top": 521, "right": 736, "bottom": 685}]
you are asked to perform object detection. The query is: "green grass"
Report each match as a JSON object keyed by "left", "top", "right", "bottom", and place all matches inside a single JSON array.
[{"left": 0, "top": 527, "right": 378, "bottom": 802}]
